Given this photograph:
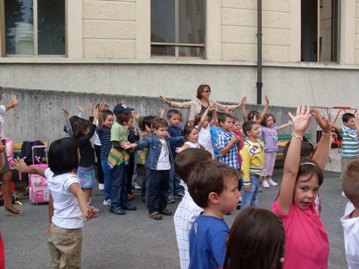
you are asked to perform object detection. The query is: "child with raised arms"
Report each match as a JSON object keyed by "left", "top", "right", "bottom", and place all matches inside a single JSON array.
[
  {"left": 13, "top": 138, "right": 96, "bottom": 268},
  {"left": 272, "top": 104, "right": 329, "bottom": 269}
]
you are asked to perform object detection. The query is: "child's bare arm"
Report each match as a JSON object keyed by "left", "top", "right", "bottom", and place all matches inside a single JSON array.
[
  {"left": 197, "top": 106, "right": 211, "bottom": 131},
  {"left": 257, "top": 95, "right": 269, "bottom": 124},
  {"left": 312, "top": 109, "right": 332, "bottom": 170},
  {"left": 330, "top": 121, "right": 341, "bottom": 133},
  {"left": 276, "top": 120, "right": 292, "bottom": 131},
  {"left": 69, "top": 183, "right": 96, "bottom": 221},
  {"left": 175, "top": 143, "right": 190, "bottom": 154},
  {"left": 13, "top": 158, "right": 46, "bottom": 177},
  {"left": 241, "top": 96, "right": 248, "bottom": 121},
  {"left": 279, "top": 104, "right": 311, "bottom": 214},
  {"left": 210, "top": 104, "right": 218, "bottom": 126}
]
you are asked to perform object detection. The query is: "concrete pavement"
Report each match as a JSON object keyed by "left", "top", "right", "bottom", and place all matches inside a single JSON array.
[{"left": 1, "top": 169, "right": 348, "bottom": 269}]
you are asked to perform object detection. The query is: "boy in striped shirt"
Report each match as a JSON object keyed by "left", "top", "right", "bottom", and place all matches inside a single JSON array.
[{"left": 332, "top": 113, "right": 359, "bottom": 179}]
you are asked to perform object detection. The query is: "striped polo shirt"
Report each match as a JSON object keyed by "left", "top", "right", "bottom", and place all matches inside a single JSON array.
[
  {"left": 341, "top": 126, "right": 359, "bottom": 159},
  {"left": 96, "top": 126, "right": 112, "bottom": 159}
]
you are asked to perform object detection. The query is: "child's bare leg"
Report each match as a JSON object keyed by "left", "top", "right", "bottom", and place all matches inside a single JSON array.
[
  {"left": 2, "top": 171, "right": 21, "bottom": 215},
  {"left": 0, "top": 152, "right": 5, "bottom": 172},
  {"left": 83, "top": 189, "right": 92, "bottom": 204}
]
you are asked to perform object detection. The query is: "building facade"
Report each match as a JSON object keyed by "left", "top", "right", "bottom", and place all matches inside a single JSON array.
[{"left": 0, "top": 0, "right": 358, "bottom": 141}]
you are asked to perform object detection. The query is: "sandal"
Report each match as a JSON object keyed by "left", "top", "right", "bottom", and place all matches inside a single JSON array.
[
  {"left": 148, "top": 212, "right": 162, "bottom": 220},
  {"left": 159, "top": 208, "right": 173, "bottom": 216},
  {"left": 4, "top": 207, "right": 22, "bottom": 216}
]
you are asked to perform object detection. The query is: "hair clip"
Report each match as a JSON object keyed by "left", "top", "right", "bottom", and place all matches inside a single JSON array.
[
  {"left": 280, "top": 258, "right": 285, "bottom": 263},
  {"left": 300, "top": 162, "right": 317, "bottom": 166}
]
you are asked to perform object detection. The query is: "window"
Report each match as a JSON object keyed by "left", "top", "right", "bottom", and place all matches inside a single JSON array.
[
  {"left": 4, "top": 0, "right": 65, "bottom": 56},
  {"left": 301, "top": 0, "right": 339, "bottom": 62},
  {"left": 151, "top": 0, "right": 205, "bottom": 57}
]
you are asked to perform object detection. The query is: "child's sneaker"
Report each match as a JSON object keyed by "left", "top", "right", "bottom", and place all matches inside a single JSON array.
[
  {"left": 98, "top": 183, "right": 104, "bottom": 191},
  {"left": 159, "top": 208, "right": 173, "bottom": 216},
  {"left": 103, "top": 199, "right": 111, "bottom": 206},
  {"left": 268, "top": 178, "right": 278, "bottom": 187},
  {"left": 261, "top": 180, "right": 270, "bottom": 188},
  {"left": 132, "top": 183, "right": 141, "bottom": 190},
  {"left": 148, "top": 212, "right": 162, "bottom": 220},
  {"left": 89, "top": 205, "right": 100, "bottom": 215},
  {"left": 167, "top": 195, "right": 175, "bottom": 203}
]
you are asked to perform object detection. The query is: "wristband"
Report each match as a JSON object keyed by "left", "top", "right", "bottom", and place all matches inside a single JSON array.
[
  {"left": 321, "top": 132, "right": 331, "bottom": 137},
  {"left": 291, "top": 134, "right": 303, "bottom": 141}
]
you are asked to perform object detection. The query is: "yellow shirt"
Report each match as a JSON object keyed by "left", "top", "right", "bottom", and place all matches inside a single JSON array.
[{"left": 240, "top": 140, "right": 264, "bottom": 183}]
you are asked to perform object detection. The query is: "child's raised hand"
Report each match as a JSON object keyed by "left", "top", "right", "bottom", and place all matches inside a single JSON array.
[
  {"left": 98, "top": 101, "right": 107, "bottom": 112},
  {"left": 13, "top": 157, "right": 28, "bottom": 173},
  {"left": 11, "top": 95, "right": 20, "bottom": 107},
  {"left": 158, "top": 108, "right": 165, "bottom": 118},
  {"left": 312, "top": 108, "right": 331, "bottom": 134},
  {"left": 62, "top": 108, "right": 69, "bottom": 119},
  {"left": 132, "top": 111, "right": 140, "bottom": 121},
  {"left": 78, "top": 104, "right": 84, "bottom": 114},
  {"left": 288, "top": 104, "right": 311, "bottom": 135},
  {"left": 265, "top": 95, "right": 270, "bottom": 104},
  {"left": 241, "top": 96, "right": 247, "bottom": 106}
]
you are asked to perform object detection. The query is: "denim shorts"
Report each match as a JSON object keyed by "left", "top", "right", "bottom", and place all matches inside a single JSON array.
[{"left": 77, "top": 166, "right": 96, "bottom": 189}]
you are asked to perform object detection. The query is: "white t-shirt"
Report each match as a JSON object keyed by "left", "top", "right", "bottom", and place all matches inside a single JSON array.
[
  {"left": 198, "top": 125, "right": 214, "bottom": 157},
  {"left": 45, "top": 168, "right": 83, "bottom": 229},
  {"left": 94, "top": 119, "right": 101, "bottom": 146},
  {"left": 341, "top": 202, "right": 359, "bottom": 269},
  {"left": 156, "top": 138, "right": 171, "bottom": 170},
  {"left": 184, "top": 141, "right": 200, "bottom": 149},
  {"left": 174, "top": 184, "right": 203, "bottom": 269},
  {"left": 0, "top": 105, "right": 7, "bottom": 139}
]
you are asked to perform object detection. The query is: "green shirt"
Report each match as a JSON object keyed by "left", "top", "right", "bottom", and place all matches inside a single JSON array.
[{"left": 111, "top": 122, "right": 128, "bottom": 143}]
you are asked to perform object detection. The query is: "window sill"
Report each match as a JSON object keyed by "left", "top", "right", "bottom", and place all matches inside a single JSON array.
[{"left": 0, "top": 57, "right": 358, "bottom": 70}]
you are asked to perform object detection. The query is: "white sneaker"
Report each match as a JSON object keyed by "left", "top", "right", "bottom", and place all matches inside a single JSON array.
[
  {"left": 103, "top": 199, "right": 111, "bottom": 206},
  {"left": 98, "top": 184, "right": 104, "bottom": 191},
  {"left": 268, "top": 178, "right": 278, "bottom": 187},
  {"left": 132, "top": 183, "right": 141, "bottom": 190},
  {"left": 261, "top": 180, "right": 270, "bottom": 188}
]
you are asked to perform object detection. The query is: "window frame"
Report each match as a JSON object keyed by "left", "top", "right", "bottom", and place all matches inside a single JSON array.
[
  {"left": 151, "top": 0, "right": 205, "bottom": 58},
  {"left": 2, "top": 0, "right": 66, "bottom": 57}
]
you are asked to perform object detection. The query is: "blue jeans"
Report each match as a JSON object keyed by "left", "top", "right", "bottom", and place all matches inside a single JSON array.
[
  {"left": 101, "top": 158, "right": 112, "bottom": 201},
  {"left": 148, "top": 169, "right": 169, "bottom": 213},
  {"left": 167, "top": 163, "right": 183, "bottom": 196},
  {"left": 241, "top": 174, "right": 260, "bottom": 210},
  {"left": 110, "top": 163, "right": 128, "bottom": 210},
  {"left": 142, "top": 167, "right": 150, "bottom": 205}
]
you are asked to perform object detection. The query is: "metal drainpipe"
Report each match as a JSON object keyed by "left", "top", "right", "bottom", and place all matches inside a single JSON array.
[{"left": 256, "top": 0, "right": 263, "bottom": 105}]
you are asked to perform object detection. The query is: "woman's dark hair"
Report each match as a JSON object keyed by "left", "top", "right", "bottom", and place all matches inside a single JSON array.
[
  {"left": 196, "top": 84, "right": 210, "bottom": 99},
  {"left": 224, "top": 207, "right": 285, "bottom": 269},
  {"left": 183, "top": 125, "right": 197, "bottom": 140},
  {"left": 48, "top": 138, "right": 79, "bottom": 175},
  {"left": 261, "top": 113, "right": 276, "bottom": 127}
]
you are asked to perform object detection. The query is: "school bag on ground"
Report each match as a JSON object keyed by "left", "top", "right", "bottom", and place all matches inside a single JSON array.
[
  {"left": 21, "top": 141, "right": 45, "bottom": 165},
  {"left": 28, "top": 145, "right": 49, "bottom": 204}
]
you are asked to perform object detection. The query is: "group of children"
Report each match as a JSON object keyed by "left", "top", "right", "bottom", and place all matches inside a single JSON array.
[{"left": 9, "top": 95, "right": 359, "bottom": 268}]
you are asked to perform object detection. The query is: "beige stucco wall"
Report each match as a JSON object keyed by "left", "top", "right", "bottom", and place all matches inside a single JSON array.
[
  {"left": 83, "top": 0, "right": 137, "bottom": 58},
  {"left": 221, "top": 0, "right": 291, "bottom": 62},
  {"left": 356, "top": 0, "right": 359, "bottom": 63}
]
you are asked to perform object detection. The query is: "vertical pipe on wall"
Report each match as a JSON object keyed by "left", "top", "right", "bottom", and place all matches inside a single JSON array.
[{"left": 256, "top": 0, "right": 263, "bottom": 105}]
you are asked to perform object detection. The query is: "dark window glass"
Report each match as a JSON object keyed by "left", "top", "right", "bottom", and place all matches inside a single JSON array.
[{"left": 151, "top": 0, "right": 175, "bottom": 43}]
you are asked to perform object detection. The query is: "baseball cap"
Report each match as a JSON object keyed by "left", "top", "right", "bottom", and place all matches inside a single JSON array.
[{"left": 113, "top": 103, "right": 134, "bottom": 114}]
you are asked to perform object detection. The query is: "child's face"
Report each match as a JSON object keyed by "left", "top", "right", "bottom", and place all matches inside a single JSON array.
[
  {"left": 247, "top": 123, "right": 261, "bottom": 139},
  {"left": 168, "top": 114, "right": 181, "bottom": 127},
  {"left": 82, "top": 126, "right": 91, "bottom": 136},
  {"left": 265, "top": 116, "right": 274, "bottom": 128},
  {"left": 232, "top": 120, "right": 241, "bottom": 133},
  {"left": 344, "top": 118, "right": 356, "bottom": 129},
  {"left": 218, "top": 177, "right": 240, "bottom": 213},
  {"left": 293, "top": 174, "right": 320, "bottom": 210},
  {"left": 155, "top": 127, "right": 168, "bottom": 139},
  {"left": 220, "top": 117, "right": 234, "bottom": 132},
  {"left": 104, "top": 115, "right": 114, "bottom": 128},
  {"left": 127, "top": 117, "right": 134, "bottom": 128},
  {"left": 186, "top": 128, "right": 199, "bottom": 143}
]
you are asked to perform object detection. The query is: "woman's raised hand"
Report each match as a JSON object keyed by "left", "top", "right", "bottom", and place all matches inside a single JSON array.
[
  {"left": 288, "top": 104, "right": 311, "bottom": 136},
  {"left": 312, "top": 108, "right": 331, "bottom": 134},
  {"left": 159, "top": 96, "right": 170, "bottom": 105}
]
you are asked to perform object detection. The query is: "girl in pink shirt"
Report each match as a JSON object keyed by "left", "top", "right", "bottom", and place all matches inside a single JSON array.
[{"left": 272, "top": 104, "right": 330, "bottom": 269}]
